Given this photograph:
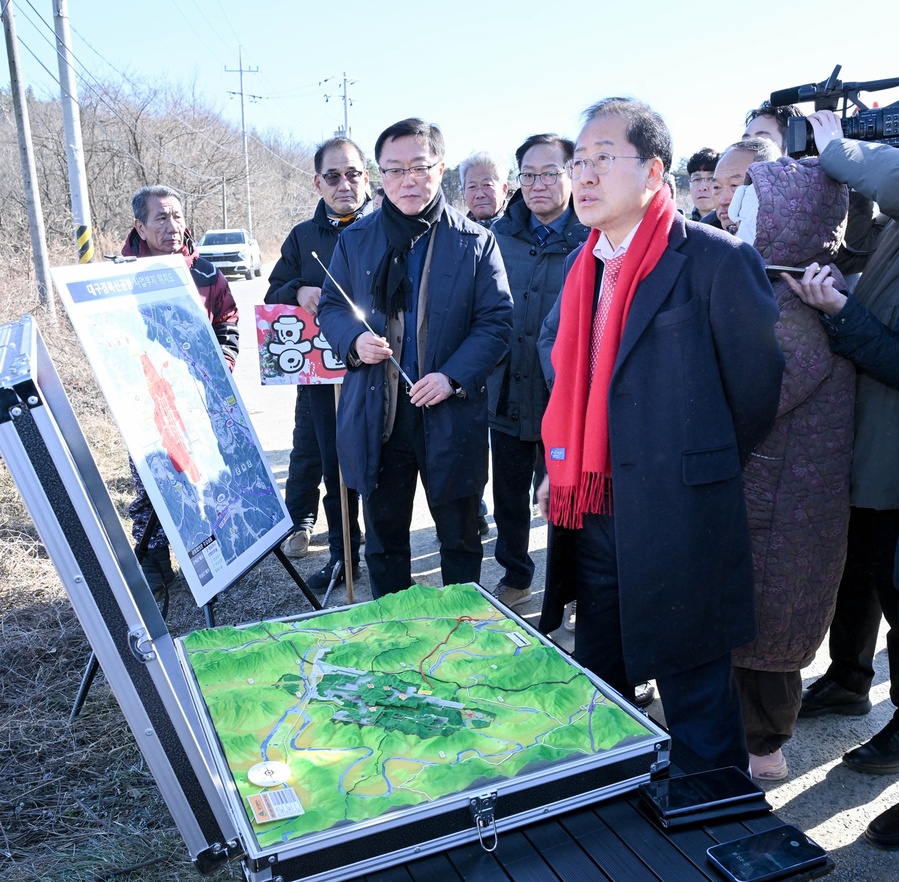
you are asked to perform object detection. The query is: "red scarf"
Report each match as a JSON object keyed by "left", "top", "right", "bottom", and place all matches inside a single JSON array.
[{"left": 542, "top": 188, "right": 676, "bottom": 529}]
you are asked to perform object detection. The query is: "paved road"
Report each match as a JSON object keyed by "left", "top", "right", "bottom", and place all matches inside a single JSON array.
[{"left": 230, "top": 266, "right": 899, "bottom": 881}]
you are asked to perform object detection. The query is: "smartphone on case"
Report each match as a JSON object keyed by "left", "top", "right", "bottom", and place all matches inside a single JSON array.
[{"left": 707, "top": 824, "right": 827, "bottom": 882}]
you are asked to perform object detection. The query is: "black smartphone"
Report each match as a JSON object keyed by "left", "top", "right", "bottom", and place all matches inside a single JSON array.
[
  {"left": 639, "top": 766, "right": 764, "bottom": 818},
  {"left": 765, "top": 265, "right": 807, "bottom": 278},
  {"left": 707, "top": 824, "right": 827, "bottom": 882}
]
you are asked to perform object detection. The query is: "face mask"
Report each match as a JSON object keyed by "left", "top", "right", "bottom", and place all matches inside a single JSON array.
[{"left": 729, "top": 184, "right": 759, "bottom": 247}]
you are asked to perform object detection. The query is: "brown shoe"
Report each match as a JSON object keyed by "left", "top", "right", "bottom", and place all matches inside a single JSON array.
[{"left": 493, "top": 581, "right": 531, "bottom": 609}]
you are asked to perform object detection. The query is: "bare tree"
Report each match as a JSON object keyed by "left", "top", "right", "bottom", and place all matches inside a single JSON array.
[{"left": 0, "top": 74, "right": 320, "bottom": 265}]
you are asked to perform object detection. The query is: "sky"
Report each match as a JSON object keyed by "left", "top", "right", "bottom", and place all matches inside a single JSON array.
[{"left": 3, "top": 0, "right": 899, "bottom": 171}]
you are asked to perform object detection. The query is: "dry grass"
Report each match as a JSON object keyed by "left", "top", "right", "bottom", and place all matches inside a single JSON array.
[{"left": 0, "top": 265, "right": 318, "bottom": 881}]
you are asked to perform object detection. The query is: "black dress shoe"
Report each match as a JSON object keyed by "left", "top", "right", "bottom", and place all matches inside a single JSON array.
[
  {"left": 478, "top": 515, "right": 490, "bottom": 537},
  {"left": 634, "top": 681, "right": 655, "bottom": 708},
  {"left": 843, "top": 713, "right": 899, "bottom": 774},
  {"left": 306, "top": 562, "right": 362, "bottom": 594},
  {"left": 798, "top": 676, "right": 871, "bottom": 718},
  {"left": 865, "top": 801, "right": 899, "bottom": 850}
]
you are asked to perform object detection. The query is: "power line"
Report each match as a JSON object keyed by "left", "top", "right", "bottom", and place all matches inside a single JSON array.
[
  {"left": 5, "top": 2, "right": 317, "bottom": 204},
  {"left": 11, "top": 2, "right": 222, "bottom": 180}
]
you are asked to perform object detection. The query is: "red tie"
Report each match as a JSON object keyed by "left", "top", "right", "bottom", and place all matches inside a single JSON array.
[{"left": 589, "top": 254, "right": 625, "bottom": 384}]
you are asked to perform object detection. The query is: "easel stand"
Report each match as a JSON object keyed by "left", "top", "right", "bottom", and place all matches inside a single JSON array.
[{"left": 69, "top": 494, "right": 323, "bottom": 724}]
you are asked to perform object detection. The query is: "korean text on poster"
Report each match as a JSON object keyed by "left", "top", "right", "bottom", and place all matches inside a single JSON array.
[{"left": 255, "top": 304, "right": 346, "bottom": 385}]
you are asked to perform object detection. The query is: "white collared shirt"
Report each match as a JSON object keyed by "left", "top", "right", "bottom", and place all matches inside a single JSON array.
[{"left": 593, "top": 219, "right": 643, "bottom": 264}]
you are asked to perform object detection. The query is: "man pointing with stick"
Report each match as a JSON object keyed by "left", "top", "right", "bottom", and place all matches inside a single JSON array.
[{"left": 318, "top": 118, "right": 513, "bottom": 599}]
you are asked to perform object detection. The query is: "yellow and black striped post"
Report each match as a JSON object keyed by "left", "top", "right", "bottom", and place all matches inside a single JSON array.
[{"left": 75, "top": 224, "right": 94, "bottom": 263}]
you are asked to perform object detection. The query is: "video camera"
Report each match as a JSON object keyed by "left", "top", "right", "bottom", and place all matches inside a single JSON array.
[{"left": 770, "top": 65, "right": 899, "bottom": 157}]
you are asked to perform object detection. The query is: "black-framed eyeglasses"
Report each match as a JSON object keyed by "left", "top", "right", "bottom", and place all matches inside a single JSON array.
[
  {"left": 320, "top": 170, "right": 366, "bottom": 186},
  {"left": 379, "top": 163, "right": 440, "bottom": 181},
  {"left": 517, "top": 170, "right": 566, "bottom": 187},
  {"left": 566, "top": 153, "right": 646, "bottom": 180}
]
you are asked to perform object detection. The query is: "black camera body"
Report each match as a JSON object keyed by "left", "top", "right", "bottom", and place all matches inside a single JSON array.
[{"left": 770, "top": 65, "right": 899, "bottom": 157}]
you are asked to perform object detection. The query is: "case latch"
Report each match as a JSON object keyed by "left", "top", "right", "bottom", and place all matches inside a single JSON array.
[{"left": 469, "top": 791, "right": 498, "bottom": 852}]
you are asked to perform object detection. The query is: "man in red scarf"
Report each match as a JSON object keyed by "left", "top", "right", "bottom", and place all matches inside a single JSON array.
[{"left": 536, "top": 98, "right": 783, "bottom": 769}]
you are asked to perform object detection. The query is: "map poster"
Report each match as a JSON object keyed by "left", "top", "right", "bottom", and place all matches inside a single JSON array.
[
  {"left": 51, "top": 255, "right": 292, "bottom": 607},
  {"left": 254, "top": 304, "right": 346, "bottom": 386}
]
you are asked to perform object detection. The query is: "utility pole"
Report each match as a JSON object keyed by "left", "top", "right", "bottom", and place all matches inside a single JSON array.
[
  {"left": 53, "top": 0, "right": 94, "bottom": 265},
  {"left": 221, "top": 176, "right": 227, "bottom": 228},
  {"left": 225, "top": 47, "right": 257, "bottom": 236},
  {"left": 1, "top": 0, "right": 54, "bottom": 319},
  {"left": 323, "top": 72, "right": 356, "bottom": 137}
]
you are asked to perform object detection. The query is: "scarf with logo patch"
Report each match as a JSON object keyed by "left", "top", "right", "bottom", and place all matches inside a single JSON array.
[{"left": 542, "top": 187, "right": 675, "bottom": 529}]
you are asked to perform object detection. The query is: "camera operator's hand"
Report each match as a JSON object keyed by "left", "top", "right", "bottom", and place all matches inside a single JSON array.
[
  {"left": 783, "top": 262, "right": 847, "bottom": 316},
  {"left": 808, "top": 110, "right": 845, "bottom": 156}
]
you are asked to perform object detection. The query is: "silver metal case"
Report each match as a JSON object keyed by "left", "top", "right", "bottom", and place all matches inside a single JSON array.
[
  {"left": 174, "top": 585, "right": 670, "bottom": 882},
  {"left": 1, "top": 316, "right": 669, "bottom": 882}
]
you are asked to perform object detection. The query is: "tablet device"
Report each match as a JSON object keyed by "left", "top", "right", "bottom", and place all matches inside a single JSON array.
[
  {"left": 707, "top": 824, "right": 828, "bottom": 882},
  {"left": 638, "top": 767, "right": 769, "bottom": 828}
]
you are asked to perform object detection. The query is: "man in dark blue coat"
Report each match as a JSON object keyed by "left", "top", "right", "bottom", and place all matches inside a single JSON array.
[
  {"left": 536, "top": 97, "right": 783, "bottom": 769},
  {"left": 318, "top": 118, "right": 513, "bottom": 599},
  {"left": 265, "top": 137, "right": 371, "bottom": 592},
  {"left": 489, "top": 134, "right": 588, "bottom": 610}
]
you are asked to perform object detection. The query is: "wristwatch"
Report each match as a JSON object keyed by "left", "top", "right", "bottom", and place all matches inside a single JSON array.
[{"left": 448, "top": 378, "right": 466, "bottom": 399}]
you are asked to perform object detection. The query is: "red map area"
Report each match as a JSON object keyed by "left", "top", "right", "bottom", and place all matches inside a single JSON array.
[{"left": 141, "top": 354, "right": 201, "bottom": 483}]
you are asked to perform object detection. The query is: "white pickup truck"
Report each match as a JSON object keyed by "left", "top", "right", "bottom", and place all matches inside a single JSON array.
[{"left": 195, "top": 228, "right": 262, "bottom": 280}]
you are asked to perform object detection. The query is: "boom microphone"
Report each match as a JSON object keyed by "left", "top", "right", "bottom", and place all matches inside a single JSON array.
[
  {"left": 769, "top": 86, "right": 804, "bottom": 106},
  {"left": 770, "top": 65, "right": 844, "bottom": 108}
]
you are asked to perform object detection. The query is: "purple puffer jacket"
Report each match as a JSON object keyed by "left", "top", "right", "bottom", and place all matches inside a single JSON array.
[{"left": 734, "top": 157, "right": 855, "bottom": 672}]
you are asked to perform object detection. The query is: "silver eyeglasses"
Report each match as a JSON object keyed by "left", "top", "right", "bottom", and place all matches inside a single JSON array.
[
  {"left": 379, "top": 162, "right": 440, "bottom": 181},
  {"left": 517, "top": 170, "right": 566, "bottom": 187},
  {"left": 566, "top": 152, "right": 646, "bottom": 180}
]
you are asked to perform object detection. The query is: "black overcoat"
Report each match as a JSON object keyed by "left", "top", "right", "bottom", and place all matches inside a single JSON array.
[
  {"left": 538, "top": 214, "right": 784, "bottom": 681},
  {"left": 318, "top": 205, "right": 513, "bottom": 505}
]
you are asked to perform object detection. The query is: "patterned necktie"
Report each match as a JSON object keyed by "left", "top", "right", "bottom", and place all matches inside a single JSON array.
[
  {"left": 534, "top": 224, "right": 552, "bottom": 248},
  {"left": 589, "top": 254, "right": 625, "bottom": 384}
]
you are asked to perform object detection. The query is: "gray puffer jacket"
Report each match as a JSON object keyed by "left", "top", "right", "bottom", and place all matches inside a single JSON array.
[{"left": 735, "top": 157, "right": 856, "bottom": 672}]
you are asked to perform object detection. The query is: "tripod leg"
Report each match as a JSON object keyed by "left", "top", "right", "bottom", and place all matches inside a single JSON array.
[
  {"left": 203, "top": 597, "right": 216, "bottom": 628},
  {"left": 273, "top": 545, "right": 323, "bottom": 610},
  {"left": 68, "top": 652, "right": 100, "bottom": 723},
  {"left": 320, "top": 560, "right": 343, "bottom": 607}
]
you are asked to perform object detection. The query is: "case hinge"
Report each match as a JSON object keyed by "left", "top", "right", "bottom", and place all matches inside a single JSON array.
[
  {"left": 194, "top": 838, "right": 244, "bottom": 875},
  {"left": 128, "top": 628, "right": 156, "bottom": 663},
  {"left": 469, "top": 791, "right": 498, "bottom": 852}
]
